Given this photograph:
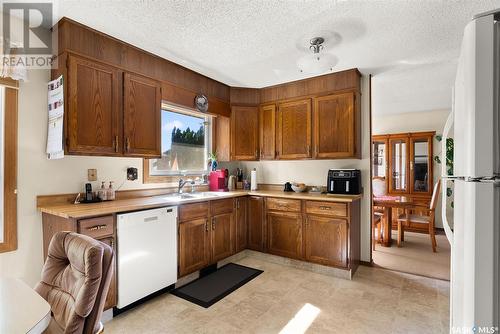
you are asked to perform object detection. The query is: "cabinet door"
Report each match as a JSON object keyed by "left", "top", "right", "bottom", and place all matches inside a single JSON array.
[
  {"left": 305, "top": 216, "right": 348, "bottom": 267},
  {"left": 123, "top": 72, "right": 161, "bottom": 157},
  {"left": 211, "top": 212, "right": 234, "bottom": 262},
  {"left": 259, "top": 104, "right": 276, "bottom": 160},
  {"left": 277, "top": 99, "right": 312, "bottom": 159},
  {"left": 248, "top": 196, "right": 265, "bottom": 251},
  {"left": 179, "top": 218, "right": 210, "bottom": 277},
  {"left": 313, "top": 93, "right": 355, "bottom": 158},
  {"left": 214, "top": 116, "right": 230, "bottom": 162},
  {"left": 67, "top": 55, "right": 122, "bottom": 155},
  {"left": 231, "top": 106, "right": 259, "bottom": 160},
  {"left": 389, "top": 136, "right": 409, "bottom": 194},
  {"left": 267, "top": 211, "right": 303, "bottom": 259},
  {"left": 409, "top": 135, "right": 433, "bottom": 196},
  {"left": 98, "top": 237, "right": 117, "bottom": 310},
  {"left": 235, "top": 197, "right": 248, "bottom": 252}
]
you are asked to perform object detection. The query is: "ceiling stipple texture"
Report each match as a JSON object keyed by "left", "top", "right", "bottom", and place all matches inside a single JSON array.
[{"left": 57, "top": 0, "right": 500, "bottom": 114}]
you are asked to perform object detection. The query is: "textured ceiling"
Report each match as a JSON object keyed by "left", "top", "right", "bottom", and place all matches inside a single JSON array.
[{"left": 56, "top": 0, "right": 500, "bottom": 114}]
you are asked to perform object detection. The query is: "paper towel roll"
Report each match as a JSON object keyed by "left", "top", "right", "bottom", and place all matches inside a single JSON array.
[{"left": 250, "top": 168, "right": 257, "bottom": 191}]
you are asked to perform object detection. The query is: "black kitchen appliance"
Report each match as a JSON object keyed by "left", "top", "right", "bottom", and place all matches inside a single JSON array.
[{"left": 327, "top": 169, "right": 361, "bottom": 195}]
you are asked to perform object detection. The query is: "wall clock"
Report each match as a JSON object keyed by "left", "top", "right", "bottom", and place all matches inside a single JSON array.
[{"left": 194, "top": 94, "right": 209, "bottom": 113}]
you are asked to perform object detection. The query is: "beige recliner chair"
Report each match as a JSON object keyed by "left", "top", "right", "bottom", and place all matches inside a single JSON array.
[{"left": 35, "top": 232, "right": 114, "bottom": 334}]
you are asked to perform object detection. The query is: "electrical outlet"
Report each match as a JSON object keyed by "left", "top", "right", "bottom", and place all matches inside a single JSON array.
[
  {"left": 88, "top": 169, "right": 97, "bottom": 181},
  {"left": 127, "top": 167, "right": 138, "bottom": 181}
]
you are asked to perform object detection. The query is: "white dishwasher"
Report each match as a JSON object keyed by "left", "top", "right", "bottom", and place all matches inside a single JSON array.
[{"left": 117, "top": 206, "right": 177, "bottom": 309}]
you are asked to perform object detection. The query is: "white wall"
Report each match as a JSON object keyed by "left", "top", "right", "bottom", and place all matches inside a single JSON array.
[
  {"left": 0, "top": 69, "right": 174, "bottom": 286},
  {"left": 372, "top": 109, "right": 450, "bottom": 228},
  {"left": 222, "top": 75, "right": 372, "bottom": 263}
]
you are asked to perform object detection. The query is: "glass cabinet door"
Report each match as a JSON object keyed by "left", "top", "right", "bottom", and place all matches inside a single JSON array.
[
  {"left": 389, "top": 137, "right": 408, "bottom": 193},
  {"left": 372, "top": 140, "right": 388, "bottom": 178},
  {"left": 410, "top": 137, "right": 432, "bottom": 194}
]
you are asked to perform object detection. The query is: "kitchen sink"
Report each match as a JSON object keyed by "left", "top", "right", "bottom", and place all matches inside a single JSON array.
[{"left": 161, "top": 191, "right": 230, "bottom": 201}]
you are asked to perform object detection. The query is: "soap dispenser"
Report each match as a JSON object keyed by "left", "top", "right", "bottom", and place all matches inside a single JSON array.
[
  {"left": 107, "top": 181, "right": 116, "bottom": 201},
  {"left": 98, "top": 181, "right": 107, "bottom": 201}
]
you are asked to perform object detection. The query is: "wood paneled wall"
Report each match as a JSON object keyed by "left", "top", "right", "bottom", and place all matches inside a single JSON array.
[
  {"left": 260, "top": 69, "right": 361, "bottom": 103},
  {"left": 230, "top": 87, "right": 261, "bottom": 106},
  {"left": 55, "top": 17, "right": 230, "bottom": 115}
]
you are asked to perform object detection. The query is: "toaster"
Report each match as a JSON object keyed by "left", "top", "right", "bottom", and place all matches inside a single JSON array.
[{"left": 327, "top": 169, "right": 361, "bottom": 195}]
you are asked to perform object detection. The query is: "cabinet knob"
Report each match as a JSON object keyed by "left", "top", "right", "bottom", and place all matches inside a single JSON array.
[
  {"left": 205, "top": 219, "right": 209, "bottom": 232},
  {"left": 212, "top": 217, "right": 216, "bottom": 230}
]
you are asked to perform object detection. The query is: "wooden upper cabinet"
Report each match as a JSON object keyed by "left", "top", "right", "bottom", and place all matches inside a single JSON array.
[
  {"left": 305, "top": 216, "right": 348, "bottom": 268},
  {"left": 313, "top": 92, "right": 356, "bottom": 159},
  {"left": 214, "top": 116, "right": 231, "bottom": 162},
  {"left": 231, "top": 106, "right": 259, "bottom": 160},
  {"left": 123, "top": 72, "right": 162, "bottom": 158},
  {"left": 67, "top": 55, "right": 122, "bottom": 155},
  {"left": 259, "top": 104, "right": 276, "bottom": 160},
  {"left": 277, "top": 99, "right": 312, "bottom": 159}
]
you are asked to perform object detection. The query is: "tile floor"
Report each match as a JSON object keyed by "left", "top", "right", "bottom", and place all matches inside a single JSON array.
[{"left": 106, "top": 255, "right": 449, "bottom": 334}]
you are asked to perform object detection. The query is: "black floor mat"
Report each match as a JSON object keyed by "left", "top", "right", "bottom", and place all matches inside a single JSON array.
[{"left": 171, "top": 263, "right": 263, "bottom": 308}]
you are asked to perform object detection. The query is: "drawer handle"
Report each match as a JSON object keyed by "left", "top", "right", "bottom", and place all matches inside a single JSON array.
[
  {"left": 319, "top": 206, "right": 332, "bottom": 210},
  {"left": 88, "top": 224, "right": 108, "bottom": 231}
]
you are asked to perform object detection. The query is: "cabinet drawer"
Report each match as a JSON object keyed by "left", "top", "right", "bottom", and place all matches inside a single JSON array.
[
  {"left": 266, "top": 198, "right": 301, "bottom": 212},
  {"left": 78, "top": 215, "right": 114, "bottom": 239},
  {"left": 211, "top": 198, "right": 234, "bottom": 215},
  {"left": 179, "top": 202, "right": 209, "bottom": 221},
  {"left": 305, "top": 201, "right": 347, "bottom": 217}
]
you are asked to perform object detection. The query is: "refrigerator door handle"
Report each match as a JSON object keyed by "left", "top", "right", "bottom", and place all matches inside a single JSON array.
[
  {"left": 441, "top": 103, "right": 454, "bottom": 245},
  {"left": 441, "top": 177, "right": 454, "bottom": 245}
]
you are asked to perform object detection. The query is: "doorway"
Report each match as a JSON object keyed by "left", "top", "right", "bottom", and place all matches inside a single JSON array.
[{"left": 369, "top": 78, "right": 451, "bottom": 281}]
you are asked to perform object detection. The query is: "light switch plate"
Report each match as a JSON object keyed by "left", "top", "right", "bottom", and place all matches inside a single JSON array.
[{"left": 88, "top": 169, "right": 97, "bottom": 181}]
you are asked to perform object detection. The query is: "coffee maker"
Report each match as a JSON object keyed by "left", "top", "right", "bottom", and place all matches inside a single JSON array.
[{"left": 209, "top": 169, "right": 228, "bottom": 191}]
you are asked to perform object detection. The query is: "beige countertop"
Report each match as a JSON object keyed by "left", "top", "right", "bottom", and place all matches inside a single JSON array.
[{"left": 38, "top": 190, "right": 362, "bottom": 219}]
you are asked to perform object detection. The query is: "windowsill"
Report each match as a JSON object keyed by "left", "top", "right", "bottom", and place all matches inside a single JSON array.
[{"left": 143, "top": 159, "right": 206, "bottom": 184}]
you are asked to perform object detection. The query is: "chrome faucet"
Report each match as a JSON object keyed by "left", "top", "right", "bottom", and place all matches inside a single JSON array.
[{"left": 178, "top": 178, "right": 194, "bottom": 193}]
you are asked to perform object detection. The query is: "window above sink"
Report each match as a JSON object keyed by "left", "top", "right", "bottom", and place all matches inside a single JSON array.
[{"left": 144, "top": 103, "right": 212, "bottom": 184}]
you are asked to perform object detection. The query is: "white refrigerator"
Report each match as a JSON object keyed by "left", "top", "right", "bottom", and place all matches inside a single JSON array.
[{"left": 442, "top": 10, "right": 500, "bottom": 330}]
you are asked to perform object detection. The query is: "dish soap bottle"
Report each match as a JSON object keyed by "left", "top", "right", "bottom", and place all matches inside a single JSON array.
[
  {"left": 107, "top": 181, "right": 116, "bottom": 201},
  {"left": 97, "top": 181, "right": 107, "bottom": 201}
]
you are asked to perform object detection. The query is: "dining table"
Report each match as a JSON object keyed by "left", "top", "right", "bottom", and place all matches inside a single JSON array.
[
  {"left": 0, "top": 277, "right": 51, "bottom": 334},
  {"left": 373, "top": 195, "right": 414, "bottom": 247}
]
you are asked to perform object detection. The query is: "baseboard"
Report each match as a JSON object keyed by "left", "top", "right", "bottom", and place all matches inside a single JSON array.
[{"left": 359, "top": 260, "right": 373, "bottom": 267}]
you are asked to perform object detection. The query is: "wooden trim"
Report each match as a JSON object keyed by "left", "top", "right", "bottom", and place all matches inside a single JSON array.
[
  {"left": 0, "top": 77, "right": 19, "bottom": 88},
  {"left": 0, "top": 87, "right": 18, "bottom": 253},
  {"left": 142, "top": 159, "right": 206, "bottom": 184},
  {"left": 369, "top": 74, "right": 373, "bottom": 262}
]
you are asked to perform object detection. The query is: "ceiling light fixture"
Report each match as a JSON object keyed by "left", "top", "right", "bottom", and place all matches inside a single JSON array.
[{"left": 297, "top": 37, "right": 337, "bottom": 74}]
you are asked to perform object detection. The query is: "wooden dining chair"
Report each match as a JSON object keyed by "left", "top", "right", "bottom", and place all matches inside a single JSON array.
[
  {"left": 372, "top": 213, "right": 383, "bottom": 250},
  {"left": 397, "top": 180, "right": 441, "bottom": 252},
  {"left": 372, "top": 177, "right": 387, "bottom": 249}
]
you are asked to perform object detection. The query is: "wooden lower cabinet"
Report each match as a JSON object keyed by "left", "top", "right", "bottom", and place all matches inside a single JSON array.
[
  {"left": 304, "top": 215, "right": 348, "bottom": 267},
  {"left": 267, "top": 211, "right": 303, "bottom": 259},
  {"left": 211, "top": 212, "right": 234, "bottom": 262},
  {"left": 178, "top": 217, "right": 210, "bottom": 277},
  {"left": 178, "top": 199, "right": 236, "bottom": 277},
  {"left": 235, "top": 197, "right": 248, "bottom": 252},
  {"left": 247, "top": 196, "right": 265, "bottom": 251},
  {"left": 99, "top": 237, "right": 117, "bottom": 310}
]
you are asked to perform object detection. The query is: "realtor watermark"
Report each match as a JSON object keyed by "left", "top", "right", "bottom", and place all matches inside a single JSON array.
[
  {"left": 452, "top": 326, "right": 499, "bottom": 334},
  {"left": 1, "top": 1, "right": 56, "bottom": 69}
]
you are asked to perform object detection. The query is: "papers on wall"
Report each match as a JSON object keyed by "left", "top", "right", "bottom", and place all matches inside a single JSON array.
[{"left": 46, "top": 75, "right": 64, "bottom": 159}]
